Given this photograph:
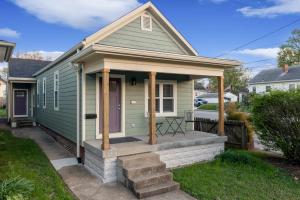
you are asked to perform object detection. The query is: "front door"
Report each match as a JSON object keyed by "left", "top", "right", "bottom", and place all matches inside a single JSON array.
[
  {"left": 99, "top": 78, "right": 121, "bottom": 133},
  {"left": 14, "top": 90, "right": 27, "bottom": 117}
]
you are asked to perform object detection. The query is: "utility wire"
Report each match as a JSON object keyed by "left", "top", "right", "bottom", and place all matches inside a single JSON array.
[{"left": 216, "top": 17, "right": 300, "bottom": 58}]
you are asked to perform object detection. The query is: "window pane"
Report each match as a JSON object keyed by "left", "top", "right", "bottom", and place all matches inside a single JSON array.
[
  {"left": 289, "top": 84, "right": 295, "bottom": 91},
  {"left": 163, "top": 84, "right": 173, "bottom": 97},
  {"left": 155, "top": 84, "right": 159, "bottom": 97},
  {"left": 156, "top": 99, "right": 160, "bottom": 112},
  {"left": 148, "top": 99, "right": 160, "bottom": 113},
  {"left": 266, "top": 86, "right": 271, "bottom": 92},
  {"left": 163, "top": 99, "right": 174, "bottom": 112},
  {"left": 54, "top": 91, "right": 58, "bottom": 108}
]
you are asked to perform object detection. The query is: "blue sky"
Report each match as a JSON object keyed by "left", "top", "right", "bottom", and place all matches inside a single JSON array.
[{"left": 1, "top": 0, "right": 300, "bottom": 76}]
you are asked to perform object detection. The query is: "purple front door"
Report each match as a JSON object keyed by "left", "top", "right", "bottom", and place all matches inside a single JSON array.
[
  {"left": 14, "top": 90, "right": 27, "bottom": 116},
  {"left": 99, "top": 78, "right": 121, "bottom": 133}
]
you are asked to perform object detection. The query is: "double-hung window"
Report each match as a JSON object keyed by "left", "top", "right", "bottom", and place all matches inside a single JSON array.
[
  {"left": 54, "top": 71, "right": 59, "bottom": 110},
  {"left": 37, "top": 80, "right": 40, "bottom": 107},
  {"left": 145, "top": 80, "right": 177, "bottom": 117},
  {"left": 42, "top": 77, "right": 46, "bottom": 109}
]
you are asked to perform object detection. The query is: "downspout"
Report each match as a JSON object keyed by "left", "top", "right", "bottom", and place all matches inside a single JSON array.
[{"left": 73, "top": 62, "right": 81, "bottom": 163}]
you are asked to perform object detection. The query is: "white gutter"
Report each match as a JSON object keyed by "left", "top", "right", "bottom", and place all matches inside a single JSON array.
[{"left": 249, "top": 79, "right": 300, "bottom": 85}]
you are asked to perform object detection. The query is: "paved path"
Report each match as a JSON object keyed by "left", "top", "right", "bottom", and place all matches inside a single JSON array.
[
  {"left": 194, "top": 110, "right": 219, "bottom": 120},
  {"left": 8, "top": 126, "right": 195, "bottom": 200}
]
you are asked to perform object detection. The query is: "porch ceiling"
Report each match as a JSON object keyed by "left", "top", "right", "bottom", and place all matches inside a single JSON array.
[{"left": 72, "top": 44, "right": 241, "bottom": 77}]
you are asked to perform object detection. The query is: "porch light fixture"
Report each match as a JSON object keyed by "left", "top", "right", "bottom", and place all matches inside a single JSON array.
[
  {"left": 131, "top": 77, "right": 137, "bottom": 86},
  {"left": 0, "top": 40, "right": 15, "bottom": 62}
]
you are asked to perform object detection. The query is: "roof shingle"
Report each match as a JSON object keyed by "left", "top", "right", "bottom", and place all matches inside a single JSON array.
[
  {"left": 8, "top": 58, "right": 51, "bottom": 78},
  {"left": 249, "top": 64, "right": 300, "bottom": 84}
]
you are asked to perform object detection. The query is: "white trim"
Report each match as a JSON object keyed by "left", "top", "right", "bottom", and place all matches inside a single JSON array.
[
  {"left": 42, "top": 77, "right": 46, "bottom": 109},
  {"left": 96, "top": 74, "right": 126, "bottom": 139},
  {"left": 31, "top": 86, "right": 34, "bottom": 117},
  {"left": 144, "top": 79, "right": 177, "bottom": 117},
  {"left": 13, "top": 89, "right": 28, "bottom": 117},
  {"left": 53, "top": 70, "right": 59, "bottom": 111},
  {"left": 141, "top": 13, "right": 152, "bottom": 31},
  {"left": 81, "top": 65, "right": 86, "bottom": 144},
  {"left": 76, "top": 67, "right": 80, "bottom": 158},
  {"left": 8, "top": 77, "right": 36, "bottom": 82}
]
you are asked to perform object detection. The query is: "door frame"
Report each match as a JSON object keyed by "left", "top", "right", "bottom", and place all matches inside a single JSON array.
[
  {"left": 13, "top": 89, "right": 28, "bottom": 118},
  {"left": 96, "top": 73, "right": 125, "bottom": 139}
]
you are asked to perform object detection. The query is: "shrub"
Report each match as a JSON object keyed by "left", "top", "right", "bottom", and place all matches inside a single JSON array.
[
  {"left": 252, "top": 90, "right": 300, "bottom": 163},
  {"left": 0, "top": 177, "right": 33, "bottom": 200},
  {"left": 218, "top": 150, "right": 260, "bottom": 166}
]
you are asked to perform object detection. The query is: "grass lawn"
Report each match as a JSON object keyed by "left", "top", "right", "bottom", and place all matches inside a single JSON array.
[
  {"left": 0, "top": 129, "right": 75, "bottom": 200},
  {"left": 198, "top": 103, "right": 218, "bottom": 111},
  {"left": 0, "top": 108, "right": 7, "bottom": 118},
  {"left": 173, "top": 150, "right": 300, "bottom": 200}
]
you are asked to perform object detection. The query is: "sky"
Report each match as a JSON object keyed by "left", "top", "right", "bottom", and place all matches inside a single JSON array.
[{"left": 0, "top": 0, "right": 300, "bottom": 76}]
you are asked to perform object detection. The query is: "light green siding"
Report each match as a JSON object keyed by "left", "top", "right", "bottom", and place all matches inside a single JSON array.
[
  {"left": 98, "top": 14, "right": 189, "bottom": 55},
  {"left": 36, "top": 62, "right": 77, "bottom": 142},
  {"left": 84, "top": 71, "right": 193, "bottom": 139}
]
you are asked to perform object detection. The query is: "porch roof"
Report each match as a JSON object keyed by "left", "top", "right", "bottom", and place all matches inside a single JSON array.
[{"left": 72, "top": 44, "right": 241, "bottom": 76}]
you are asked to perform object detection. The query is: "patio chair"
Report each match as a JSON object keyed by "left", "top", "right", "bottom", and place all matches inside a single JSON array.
[
  {"left": 145, "top": 112, "right": 165, "bottom": 136},
  {"left": 184, "top": 110, "right": 195, "bottom": 134}
]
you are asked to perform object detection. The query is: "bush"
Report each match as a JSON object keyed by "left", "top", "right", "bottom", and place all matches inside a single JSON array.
[
  {"left": 252, "top": 90, "right": 300, "bottom": 163},
  {"left": 218, "top": 150, "right": 260, "bottom": 166},
  {"left": 0, "top": 177, "right": 33, "bottom": 200}
]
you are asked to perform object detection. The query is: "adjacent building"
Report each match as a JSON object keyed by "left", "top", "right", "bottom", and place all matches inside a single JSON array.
[{"left": 248, "top": 64, "right": 300, "bottom": 93}]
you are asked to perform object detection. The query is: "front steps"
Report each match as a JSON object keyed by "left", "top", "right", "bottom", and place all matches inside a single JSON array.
[
  {"left": 118, "top": 152, "right": 179, "bottom": 199},
  {"left": 11, "top": 118, "right": 35, "bottom": 128}
]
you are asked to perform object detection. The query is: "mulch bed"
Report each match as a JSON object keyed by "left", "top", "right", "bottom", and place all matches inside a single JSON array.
[{"left": 259, "top": 151, "right": 300, "bottom": 181}]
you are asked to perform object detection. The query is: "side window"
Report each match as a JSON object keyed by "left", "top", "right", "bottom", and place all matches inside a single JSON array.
[
  {"left": 266, "top": 86, "right": 271, "bottom": 92},
  {"left": 54, "top": 71, "right": 59, "bottom": 110},
  {"left": 252, "top": 86, "right": 256, "bottom": 93},
  {"left": 37, "top": 80, "right": 40, "bottom": 107},
  {"left": 43, "top": 77, "right": 46, "bottom": 109},
  {"left": 289, "top": 84, "right": 295, "bottom": 91}
]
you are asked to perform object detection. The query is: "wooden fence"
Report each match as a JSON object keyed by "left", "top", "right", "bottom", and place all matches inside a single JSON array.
[{"left": 194, "top": 117, "right": 248, "bottom": 149}]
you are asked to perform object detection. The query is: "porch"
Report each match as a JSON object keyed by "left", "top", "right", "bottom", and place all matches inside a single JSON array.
[{"left": 84, "top": 131, "right": 226, "bottom": 183}]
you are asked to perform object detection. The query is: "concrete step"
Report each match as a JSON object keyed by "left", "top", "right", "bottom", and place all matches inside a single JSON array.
[
  {"left": 135, "top": 181, "right": 180, "bottom": 199},
  {"left": 124, "top": 161, "right": 166, "bottom": 179},
  {"left": 118, "top": 152, "right": 160, "bottom": 168},
  {"left": 130, "top": 171, "right": 172, "bottom": 190}
]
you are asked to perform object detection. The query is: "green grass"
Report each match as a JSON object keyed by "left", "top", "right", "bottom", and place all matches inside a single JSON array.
[
  {"left": 198, "top": 103, "right": 218, "bottom": 111},
  {"left": 0, "top": 108, "right": 7, "bottom": 118},
  {"left": 0, "top": 129, "right": 75, "bottom": 200},
  {"left": 173, "top": 150, "right": 300, "bottom": 200}
]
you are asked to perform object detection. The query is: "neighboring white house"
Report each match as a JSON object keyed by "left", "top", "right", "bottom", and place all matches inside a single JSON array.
[
  {"left": 198, "top": 92, "right": 237, "bottom": 103},
  {"left": 248, "top": 64, "right": 300, "bottom": 93}
]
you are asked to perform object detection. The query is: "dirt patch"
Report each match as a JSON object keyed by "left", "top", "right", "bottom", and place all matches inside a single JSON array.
[{"left": 262, "top": 152, "right": 300, "bottom": 181}]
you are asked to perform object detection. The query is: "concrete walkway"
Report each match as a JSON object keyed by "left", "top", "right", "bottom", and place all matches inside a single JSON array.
[{"left": 8, "top": 126, "right": 195, "bottom": 200}]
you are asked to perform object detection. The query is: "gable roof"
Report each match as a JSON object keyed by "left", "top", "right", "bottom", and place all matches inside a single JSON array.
[
  {"left": 9, "top": 58, "right": 51, "bottom": 78},
  {"left": 249, "top": 64, "right": 300, "bottom": 84},
  {"left": 83, "top": 2, "right": 198, "bottom": 56}
]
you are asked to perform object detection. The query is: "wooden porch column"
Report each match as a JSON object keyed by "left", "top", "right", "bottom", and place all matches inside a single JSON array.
[
  {"left": 101, "top": 68, "right": 110, "bottom": 150},
  {"left": 149, "top": 71, "right": 157, "bottom": 145},
  {"left": 218, "top": 76, "right": 225, "bottom": 136}
]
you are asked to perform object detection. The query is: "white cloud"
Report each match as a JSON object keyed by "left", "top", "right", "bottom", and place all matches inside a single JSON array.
[
  {"left": 236, "top": 47, "right": 280, "bottom": 58},
  {"left": 11, "top": 0, "right": 141, "bottom": 30},
  {"left": 237, "top": 0, "right": 300, "bottom": 17},
  {"left": 14, "top": 51, "right": 64, "bottom": 61},
  {"left": 0, "top": 28, "right": 20, "bottom": 38}
]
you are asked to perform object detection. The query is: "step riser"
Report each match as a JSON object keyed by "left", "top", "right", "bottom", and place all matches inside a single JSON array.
[
  {"left": 136, "top": 183, "right": 180, "bottom": 199},
  {"left": 131, "top": 173, "right": 172, "bottom": 190},
  {"left": 119, "top": 156, "right": 160, "bottom": 168},
  {"left": 124, "top": 163, "right": 166, "bottom": 179}
]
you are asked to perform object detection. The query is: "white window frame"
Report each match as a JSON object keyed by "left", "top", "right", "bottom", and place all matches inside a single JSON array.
[
  {"left": 54, "top": 71, "right": 59, "bottom": 111},
  {"left": 42, "top": 77, "right": 46, "bottom": 109},
  {"left": 37, "top": 80, "right": 40, "bottom": 107},
  {"left": 144, "top": 80, "right": 177, "bottom": 117},
  {"left": 141, "top": 13, "right": 152, "bottom": 31}
]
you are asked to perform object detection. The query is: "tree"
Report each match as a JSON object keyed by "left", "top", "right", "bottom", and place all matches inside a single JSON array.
[
  {"left": 278, "top": 29, "right": 300, "bottom": 67},
  {"left": 15, "top": 52, "right": 44, "bottom": 60},
  {"left": 209, "top": 66, "right": 249, "bottom": 95}
]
